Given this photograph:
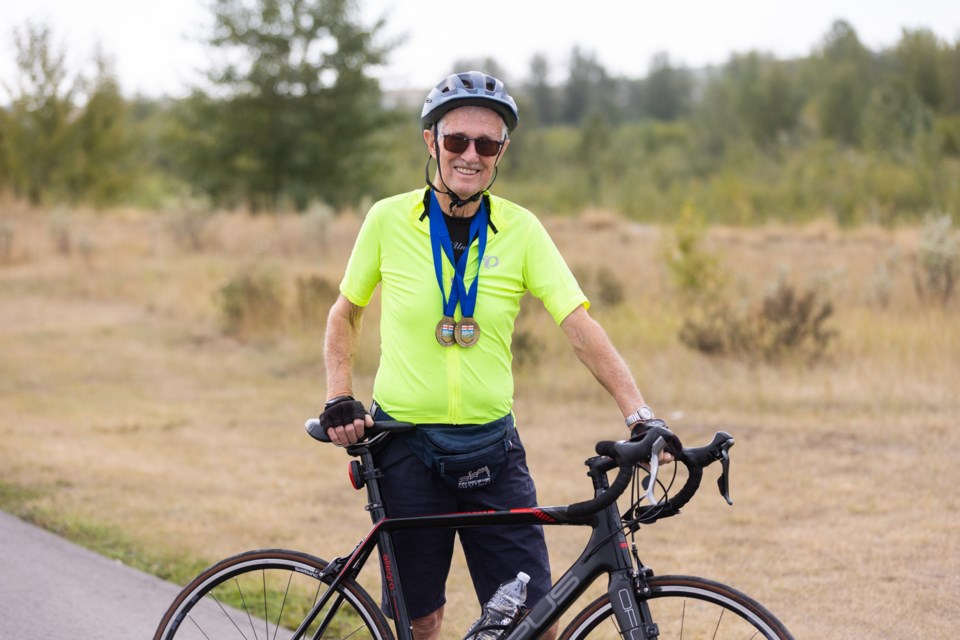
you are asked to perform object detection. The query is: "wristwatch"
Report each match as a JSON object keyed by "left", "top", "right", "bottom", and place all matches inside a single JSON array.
[{"left": 625, "top": 405, "right": 655, "bottom": 426}]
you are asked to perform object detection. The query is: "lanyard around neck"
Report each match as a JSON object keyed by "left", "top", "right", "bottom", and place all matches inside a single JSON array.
[{"left": 428, "top": 190, "right": 488, "bottom": 318}]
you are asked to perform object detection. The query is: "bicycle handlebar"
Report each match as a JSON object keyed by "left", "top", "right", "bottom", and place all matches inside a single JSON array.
[
  {"left": 565, "top": 430, "right": 735, "bottom": 519},
  {"left": 306, "top": 416, "right": 734, "bottom": 521},
  {"left": 304, "top": 417, "right": 415, "bottom": 443}
]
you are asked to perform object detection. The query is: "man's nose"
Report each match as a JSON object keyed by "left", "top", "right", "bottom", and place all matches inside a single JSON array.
[{"left": 460, "top": 140, "right": 481, "bottom": 160}]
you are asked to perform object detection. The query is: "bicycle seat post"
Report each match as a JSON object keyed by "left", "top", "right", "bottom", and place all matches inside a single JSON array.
[{"left": 350, "top": 442, "right": 388, "bottom": 524}]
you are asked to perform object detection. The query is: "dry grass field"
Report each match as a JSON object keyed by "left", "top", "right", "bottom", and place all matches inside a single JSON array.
[{"left": 0, "top": 200, "right": 957, "bottom": 638}]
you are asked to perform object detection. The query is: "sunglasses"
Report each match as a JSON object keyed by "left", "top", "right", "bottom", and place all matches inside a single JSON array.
[{"left": 441, "top": 133, "right": 505, "bottom": 157}]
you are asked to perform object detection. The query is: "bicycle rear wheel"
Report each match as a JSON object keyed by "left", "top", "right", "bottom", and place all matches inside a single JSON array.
[
  {"left": 153, "top": 549, "right": 394, "bottom": 640},
  {"left": 560, "top": 575, "right": 793, "bottom": 640}
]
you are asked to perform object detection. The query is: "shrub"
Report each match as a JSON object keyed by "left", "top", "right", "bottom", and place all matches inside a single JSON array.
[
  {"left": 661, "top": 211, "right": 838, "bottom": 363},
  {"left": 166, "top": 209, "right": 213, "bottom": 252},
  {"left": 678, "top": 276, "right": 837, "bottom": 364},
  {"left": 0, "top": 220, "right": 14, "bottom": 262},
  {"left": 296, "top": 274, "right": 339, "bottom": 329},
  {"left": 865, "top": 249, "right": 901, "bottom": 309},
  {"left": 661, "top": 204, "right": 728, "bottom": 300},
  {"left": 217, "top": 268, "right": 285, "bottom": 337},
  {"left": 912, "top": 213, "right": 958, "bottom": 306},
  {"left": 574, "top": 265, "right": 626, "bottom": 309},
  {"left": 511, "top": 329, "right": 542, "bottom": 369}
]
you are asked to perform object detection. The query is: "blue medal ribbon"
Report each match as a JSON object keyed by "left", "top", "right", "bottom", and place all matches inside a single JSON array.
[{"left": 428, "top": 190, "right": 488, "bottom": 320}]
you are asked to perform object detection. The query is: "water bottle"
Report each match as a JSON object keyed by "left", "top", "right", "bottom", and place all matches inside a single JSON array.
[{"left": 464, "top": 572, "right": 530, "bottom": 640}]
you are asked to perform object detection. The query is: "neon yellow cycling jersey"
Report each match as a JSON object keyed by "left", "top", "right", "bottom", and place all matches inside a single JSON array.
[{"left": 340, "top": 188, "right": 588, "bottom": 425}]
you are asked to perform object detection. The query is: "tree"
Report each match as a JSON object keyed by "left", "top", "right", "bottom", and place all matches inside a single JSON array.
[
  {"left": 65, "top": 53, "right": 141, "bottom": 206},
  {"left": 0, "top": 22, "right": 139, "bottom": 206},
  {"left": 643, "top": 52, "right": 692, "bottom": 121},
  {"left": 1, "top": 22, "right": 75, "bottom": 204},
  {"left": 809, "top": 20, "right": 875, "bottom": 145},
  {"left": 726, "top": 52, "right": 803, "bottom": 146},
  {"left": 562, "top": 47, "right": 618, "bottom": 124},
  {"left": 893, "top": 28, "right": 947, "bottom": 113},
  {"left": 177, "top": 0, "right": 392, "bottom": 211},
  {"left": 862, "top": 78, "right": 932, "bottom": 156},
  {"left": 525, "top": 54, "right": 557, "bottom": 126}
]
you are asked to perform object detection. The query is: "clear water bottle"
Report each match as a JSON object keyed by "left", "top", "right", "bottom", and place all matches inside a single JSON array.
[{"left": 464, "top": 572, "right": 530, "bottom": 640}]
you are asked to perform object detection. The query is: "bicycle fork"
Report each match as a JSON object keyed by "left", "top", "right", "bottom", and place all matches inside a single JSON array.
[{"left": 608, "top": 568, "right": 659, "bottom": 640}]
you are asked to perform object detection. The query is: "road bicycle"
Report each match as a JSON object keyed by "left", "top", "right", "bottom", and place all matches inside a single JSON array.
[{"left": 153, "top": 417, "right": 794, "bottom": 639}]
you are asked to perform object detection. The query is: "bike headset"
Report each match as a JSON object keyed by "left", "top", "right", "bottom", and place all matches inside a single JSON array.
[{"left": 420, "top": 71, "right": 520, "bottom": 211}]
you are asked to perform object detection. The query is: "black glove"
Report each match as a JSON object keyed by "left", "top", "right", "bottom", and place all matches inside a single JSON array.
[
  {"left": 319, "top": 396, "right": 368, "bottom": 432},
  {"left": 630, "top": 418, "right": 683, "bottom": 459}
]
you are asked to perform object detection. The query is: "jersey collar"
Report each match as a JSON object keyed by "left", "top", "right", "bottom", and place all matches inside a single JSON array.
[{"left": 411, "top": 187, "right": 508, "bottom": 235}]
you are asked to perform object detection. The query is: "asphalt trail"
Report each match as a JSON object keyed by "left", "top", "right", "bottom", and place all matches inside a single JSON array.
[{"left": 0, "top": 510, "right": 184, "bottom": 639}]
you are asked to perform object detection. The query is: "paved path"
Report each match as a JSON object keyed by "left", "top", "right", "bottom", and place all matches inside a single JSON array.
[{"left": 0, "top": 509, "right": 184, "bottom": 639}]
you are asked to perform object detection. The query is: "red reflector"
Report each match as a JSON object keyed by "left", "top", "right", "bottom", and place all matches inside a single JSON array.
[{"left": 348, "top": 460, "right": 364, "bottom": 490}]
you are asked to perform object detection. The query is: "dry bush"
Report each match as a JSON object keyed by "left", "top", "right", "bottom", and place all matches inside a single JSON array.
[
  {"left": 572, "top": 265, "right": 626, "bottom": 308},
  {"left": 166, "top": 209, "right": 215, "bottom": 252},
  {"left": 664, "top": 209, "right": 837, "bottom": 363},
  {"left": 912, "top": 213, "right": 958, "bottom": 307},
  {"left": 216, "top": 267, "right": 286, "bottom": 337},
  {"left": 865, "top": 248, "right": 902, "bottom": 308},
  {"left": 296, "top": 274, "right": 339, "bottom": 330},
  {"left": 680, "top": 276, "right": 837, "bottom": 363},
  {"left": 0, "top": 220, "right": 14, "bottom": 262}
]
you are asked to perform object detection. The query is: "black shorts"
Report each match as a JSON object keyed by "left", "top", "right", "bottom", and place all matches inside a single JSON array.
[{"left": 371, "top": 410, "right": 552, "bottom": 620}]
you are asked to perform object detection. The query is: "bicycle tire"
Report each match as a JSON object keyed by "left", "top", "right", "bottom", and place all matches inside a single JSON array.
[
  {"left": 153, "top": 549, "right": 394, "bottom": 640},
  {"left": 559, "top": 575, "right": 793, "bottom": 640}
]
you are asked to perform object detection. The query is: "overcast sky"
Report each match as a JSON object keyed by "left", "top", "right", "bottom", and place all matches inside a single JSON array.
[{"left": 2, "top": 0, "right": 958, "bottom": 98}]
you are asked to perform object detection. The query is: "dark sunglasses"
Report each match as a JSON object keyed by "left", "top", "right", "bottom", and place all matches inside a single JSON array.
[{"left": 441, "top": 133, "right": 505, "bottom": 157}]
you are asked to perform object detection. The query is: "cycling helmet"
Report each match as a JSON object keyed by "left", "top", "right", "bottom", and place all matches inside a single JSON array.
[{"left": 421, "top": 71, "right": 519, "bottom": 132}]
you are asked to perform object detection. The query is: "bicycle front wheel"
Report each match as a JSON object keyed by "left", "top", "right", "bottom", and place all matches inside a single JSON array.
[
  {"left": 153, "top": 549, "right": 394, "bottom": 640},
  {"left": 560, "top": 575, "right": 793, "bottom": 640}
]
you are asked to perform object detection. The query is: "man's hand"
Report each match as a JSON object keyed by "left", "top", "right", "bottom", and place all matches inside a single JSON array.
[
  {"left": 319, "top": 396, "right": 372, "bottom": 446},
  {"left": 630, "top": 418, "right": 681, "bottom": 464}
]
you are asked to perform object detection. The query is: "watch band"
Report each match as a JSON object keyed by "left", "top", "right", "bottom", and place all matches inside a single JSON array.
[{"left": 625, "top": 405, "right": 654, "bottom": 426}]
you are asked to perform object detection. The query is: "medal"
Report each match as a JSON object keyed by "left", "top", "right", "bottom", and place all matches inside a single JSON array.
[
  {"left": 436, "top": 316, "right": 456, "bottom": 346},
  {"left": 454, "top": 317, "right": 480, "bottom": 347},
  {"left": 428, "top": 190, "right": 488, "bottom": 347}
]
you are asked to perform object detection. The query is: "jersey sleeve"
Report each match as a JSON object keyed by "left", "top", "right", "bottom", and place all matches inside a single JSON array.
[
  {"left": 523, "top": 217, "right": 589, "bottom": 325},
  {"left": 339, "top": 208, "right": 383, "bottom": 307}
]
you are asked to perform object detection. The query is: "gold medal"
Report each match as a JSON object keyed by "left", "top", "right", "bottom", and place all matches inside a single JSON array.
[
  {"left": 436, "top": 316, "right": 456, "bottom": 346},
  {"left": 454, "top": 317, "right": 480, "bottom": 347}
]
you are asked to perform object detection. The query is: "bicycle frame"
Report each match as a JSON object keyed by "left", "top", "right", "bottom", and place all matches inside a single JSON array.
[{"left": 294, "top": 437, "right": 654, "bottom": 640}]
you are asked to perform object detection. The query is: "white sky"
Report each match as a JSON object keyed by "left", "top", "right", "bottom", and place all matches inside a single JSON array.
[{"left": 2, "top": 0, "right": 958, "bottom": 98}]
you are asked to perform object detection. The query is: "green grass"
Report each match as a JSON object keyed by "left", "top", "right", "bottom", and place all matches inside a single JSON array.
[{"left": 0, "top": 478, "right": 208, "bottom": 585}]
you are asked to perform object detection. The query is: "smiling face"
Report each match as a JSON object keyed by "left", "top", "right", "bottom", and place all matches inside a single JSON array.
[{"left": 424, "top": 106, "right": 510, "bottom": 213}]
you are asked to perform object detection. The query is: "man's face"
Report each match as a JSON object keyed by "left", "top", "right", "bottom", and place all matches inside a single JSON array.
[{"left": 424, "top": 106, "right": 509, "bottom": 199}]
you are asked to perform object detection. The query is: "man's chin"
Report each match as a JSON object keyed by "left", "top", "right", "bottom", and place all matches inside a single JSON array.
[{"left": 447, "top": 180, "right": 486, "bottom": 198}]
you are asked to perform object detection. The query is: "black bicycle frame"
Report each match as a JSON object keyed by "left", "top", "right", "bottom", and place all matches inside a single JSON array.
[{"left": 293, "top": 438, "right": 653, "bottom": 640}]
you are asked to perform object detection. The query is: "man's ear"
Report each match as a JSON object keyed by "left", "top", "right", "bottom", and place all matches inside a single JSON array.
[
  {"left": 495, "top": 137, "right": 510, "bottom": 166},
  {"left": 423, "top": 128, "right": 438, "bottom": 160}
]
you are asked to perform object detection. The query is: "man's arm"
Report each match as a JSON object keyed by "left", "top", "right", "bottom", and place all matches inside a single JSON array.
[
  {"left": 323, "top": 294, "right": 372, "bottom": 444},
  {"left": 559, "top": 305, "right": 647, "bottom": 425}
]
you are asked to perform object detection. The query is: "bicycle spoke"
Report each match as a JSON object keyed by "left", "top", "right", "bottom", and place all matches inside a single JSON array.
[
  {"left": 157, "top": 552, "right": 392, "bottom": 640},
  {"left": 711, "top": 605, "right": 722, "bottom": 639},
  {"left": 272, "top": 573, "right": 293, "bottom": 640},
  {"left": 560, "top": 576, "right": 792, "bottom": 640}
]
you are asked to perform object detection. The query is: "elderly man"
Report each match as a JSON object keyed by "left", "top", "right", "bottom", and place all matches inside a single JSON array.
[{"left": 321, "top": 70, "right": 658, "bottom": 640}]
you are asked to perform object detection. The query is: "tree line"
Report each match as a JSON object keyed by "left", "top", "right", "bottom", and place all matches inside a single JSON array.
[{"left": 1, "top": 0, "right": 958, "bottom": 224}]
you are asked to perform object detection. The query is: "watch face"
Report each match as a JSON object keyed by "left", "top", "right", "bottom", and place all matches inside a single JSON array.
[{"left": 639, "top": 406, "right": 654, "bottom": 421}]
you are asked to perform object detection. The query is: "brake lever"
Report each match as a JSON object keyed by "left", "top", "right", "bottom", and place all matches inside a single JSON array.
[
  {"left": 717, "top": 440, "right": 733, "bottom": 505},
  {"left": 645, "top": 436, "right": 667, "bottom": 505}
]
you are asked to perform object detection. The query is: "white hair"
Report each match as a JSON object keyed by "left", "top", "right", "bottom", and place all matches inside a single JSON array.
[{"left": 437, "top": 111, "right": 509, "bottom": 140}]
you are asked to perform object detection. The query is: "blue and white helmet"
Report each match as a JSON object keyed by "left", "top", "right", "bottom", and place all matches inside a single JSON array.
[{"left": 420, "top": 71, "right": 519, "bottom": 132}]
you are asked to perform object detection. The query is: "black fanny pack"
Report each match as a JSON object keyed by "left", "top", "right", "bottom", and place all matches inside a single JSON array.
[{"left": 374, "top": 403, "right": 514, "bottom": 490}]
